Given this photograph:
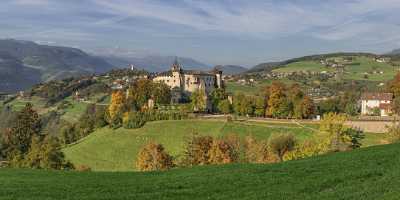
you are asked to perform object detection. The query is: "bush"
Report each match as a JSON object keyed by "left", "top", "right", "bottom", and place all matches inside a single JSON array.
[
  {"left": 208, "top": 138, "right": 239, "bottom": 164},
  {"left": 181, "top": 135, "right": 213, "bottom": 167},
  {"left": 283, "top": 139, "right": 323, "bottom": 161},
  {"left": 123, "top": 112, "right": 146, "bottom": 129},
  {"left": 136, "top": 142, "right": 174, "bottom": 171},
  {"left": 268, "top": 134, "right": 296, "bottom": 162},
  {"left": 244, "top": 135, "right": 275, "bottom": 163}
]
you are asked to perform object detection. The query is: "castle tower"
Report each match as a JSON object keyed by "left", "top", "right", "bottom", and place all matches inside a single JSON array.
[
  {"left": 171, "top": 57, "right": 183, "bottom": 89},
  {"left": 213, "top": 68, "right": 223, "bottom": 89}
]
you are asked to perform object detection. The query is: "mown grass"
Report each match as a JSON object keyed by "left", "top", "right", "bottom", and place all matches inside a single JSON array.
[{"left": 2, "top": 143, "right": 400, "bottom": 200}]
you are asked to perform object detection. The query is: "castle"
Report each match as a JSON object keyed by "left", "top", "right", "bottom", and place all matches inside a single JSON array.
[{"left": 153, "top": 59, "right": 223, "bottom": 103}]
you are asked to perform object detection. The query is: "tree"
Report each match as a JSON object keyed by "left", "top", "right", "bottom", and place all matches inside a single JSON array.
[
  {"left": 24, "top": 136, "right": 72, "bottom": 170},
  {"left": 152, "top": 82, "right": 171, "bottom": 105},
  {"left": 136, "top": 142, "right": 174, "bottom": 171},
  {"left": 210, "top": 88, "right": 227, "bottom": 112},
  {"left": 191, "top": 89, "right": 207, "bottom": 112},
  {"left": 218, "top": 99, "right": 232, "bottom": 114},
  {"left": 301, "top": 96, "right": 315, "bottom": 119},
  {"left": 319, "top": 113, "right": 357, "bottom": 151},
  {"left": 244, "top": 135, "right": 274, "bottom": 163},
  {"left": 254, "top": 97, "right": 267, "bottom": 117},
  {"left": 1, "top": 103, "right": 40, "bottom": 160},
  {"left": 267, "top": 82, "right": 289, "bottom": 118},
  {"left": 108, "top": 90, "right": 125, "bottom": 128},
  {"left": 268, "top": 134, "right": 296, "bottom": 162}
]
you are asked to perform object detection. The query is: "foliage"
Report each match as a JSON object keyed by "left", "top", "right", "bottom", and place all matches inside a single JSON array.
[
  {"left": 108, "top": 90, "right": 125, "bottom": 128},
  {"left": 123, "top": 112, "right": 146, "bottom": 129},
  {"left": 217, "top": 99, "right": 232, "bottom": 114},
  {"left": 386, "top": 121, "right": 400, "bottom": 143},
  {"left": 1, "top": 103, "right": 40, "bottom": 160},
  {"left": 208, "top": 137, "right": 240, "bottom": 165},
  {"left": 210, "top": 88, "right": 227, "bottom": 112},
  {"left": 181, "top": 134, "right": 213, "bottom": 166},
  {"left": 268, "top": 134, "right": 296, "bottom": 162},
  {"left": 136, "top": 142, "right": 174, "bottom": 171},
  {"left": 244, "top": 135, "right": 274, "bottom": 163},
  {"left": 191, "top": 89, "right": 207, "bottom": 112},
  {"left": 24, "top": 136, "right": 73, "bottom": 170}
]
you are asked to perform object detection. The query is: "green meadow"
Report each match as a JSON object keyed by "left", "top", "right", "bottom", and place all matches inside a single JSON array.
[
  {"left": 2, "top": 143, "right": 400, "bottom": 200},
  {"left": 62, "top": 119, "right": 384, "bottom": 171}
]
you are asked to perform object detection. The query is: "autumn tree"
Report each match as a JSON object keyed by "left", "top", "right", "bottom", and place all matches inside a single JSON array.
[
  {"left": 181, "top": 135, "right": 213, "bottom": 166},
  {"left": 136, "top": 142, "right": 174, "bottom": 171},
  {"left": 208, "top": 138, "right": 239, "bottom": 164},
  {"left": 267, "top": 82, "right": 290, "bottom": 118},
  {"left": 268, "top": 134, "right": 296, "bottom": 162},
  {"left": 108, "top": 90, "right": 125, "bottom": 128},
  {"left": 244, "top": 135, "right": 274, "bottom": 163},
  {"left": 191, "top": 89, "right": 207, "bottom": 112},
  {"left": 300, "top": 96, "right": 315, "bottom": 119}
]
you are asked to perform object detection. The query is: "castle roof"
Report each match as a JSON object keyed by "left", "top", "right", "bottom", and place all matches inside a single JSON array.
[{"left": 361, "top": 92, "right": 393, "bottom": 101}]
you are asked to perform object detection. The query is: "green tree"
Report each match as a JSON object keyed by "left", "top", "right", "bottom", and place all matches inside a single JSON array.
[
  {"left": 1, "top": 103, "right": 41, "bottom": 160},
  {"left": 217, "top": 99, "right": 232, "bottom": 114}
]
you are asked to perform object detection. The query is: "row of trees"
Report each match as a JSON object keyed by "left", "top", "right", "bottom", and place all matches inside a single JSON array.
[{"left": 135, "top": 112, "right": 364, "bottom": 171}]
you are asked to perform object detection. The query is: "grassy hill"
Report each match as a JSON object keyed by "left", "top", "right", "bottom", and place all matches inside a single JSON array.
[
  {"left": 62, "top": 119, "right": 384, "bottom": 171},
  {"left": 2, "top": 143, "right": 400, "bottom": 199},
  {"left": 63, "top": 119, "right": 317, "bottom": 171}
]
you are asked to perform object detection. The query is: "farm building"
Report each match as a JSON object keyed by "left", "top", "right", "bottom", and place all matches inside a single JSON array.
[{"left": 360, "top": 92, "right": 393, "bottom": 116}]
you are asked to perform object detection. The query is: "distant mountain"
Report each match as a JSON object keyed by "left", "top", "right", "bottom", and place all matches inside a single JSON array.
[
  {"left": 214, "top": 65, "right": 247, "bottom": 75},
  {"left": 387, "top": 48, "right": 400, "bottom": 55},
  {"left": 0, "top": 39, "right": 115, "bottom": 92},
  {"left": 101, "top": 55, "right": 211, "bottom": 72}
]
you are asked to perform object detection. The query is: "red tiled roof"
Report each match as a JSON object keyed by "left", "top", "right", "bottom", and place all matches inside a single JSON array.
[{"left": 361, "top": 92, "right": 393, "bottom": 101}]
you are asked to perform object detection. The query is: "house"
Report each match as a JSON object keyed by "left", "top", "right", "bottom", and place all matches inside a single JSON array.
[
  {"left": 361, "top": 92, "right": 393, "bottom": 116},
  {"left": 374, "top": 57, "right": 390, "bottom": 63},
  {"left": 153, "top": 58, "right": 223, "bottom": 105}
]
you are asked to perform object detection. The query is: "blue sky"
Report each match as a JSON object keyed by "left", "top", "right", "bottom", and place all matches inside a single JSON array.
[{"left": 1, "top": 0, "right": 400, "bottom": 66}]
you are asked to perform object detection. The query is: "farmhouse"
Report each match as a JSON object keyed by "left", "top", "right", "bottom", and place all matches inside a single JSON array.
[
  {"left": 360, "top": 92, "right": 393, "bottom": 116},
  {"left": 153, "top": 58, "right": 223, "bottom": 103}
]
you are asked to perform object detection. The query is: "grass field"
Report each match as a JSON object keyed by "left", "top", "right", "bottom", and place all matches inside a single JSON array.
[
  {"left": 63, "top": 119, "right": 384, "bottom": 171},
  {"left": 63, "top": 119, "right": 318, "bottom": 171},
  {"left": 2, "top": 143, "right": 400, "bottom": 200}
]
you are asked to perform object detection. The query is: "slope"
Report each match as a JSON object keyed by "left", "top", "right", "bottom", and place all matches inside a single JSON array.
[{"left": 1, "top": 143, "right": 400, "bottom": 200}]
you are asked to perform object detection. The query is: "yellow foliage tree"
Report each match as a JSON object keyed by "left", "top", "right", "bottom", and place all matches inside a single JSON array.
[
  {"left": 108, "top": 90, "right": 125, "bottom": 126},
  {"left": 208, "top": 138, "right": 239, "bottom": 164},
  {"left": 136, "top": 142, "right": 174, "bottom": 171}
]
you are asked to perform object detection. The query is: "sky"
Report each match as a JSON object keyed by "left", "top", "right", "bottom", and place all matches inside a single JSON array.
[{"left": 1, "top": 0, "right": 400, "bottom": 67}]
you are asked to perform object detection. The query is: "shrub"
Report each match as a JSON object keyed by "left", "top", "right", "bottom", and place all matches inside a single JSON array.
[
  {"left": 136, "top": 142, "right": 174, "bottom": 171},
  {"left": 244, "top": 135, "right": 275, "bottom": 163},
  {"left": 208, "top": 138, "right": 239, "bottom": 164},
  {"left": 268, "top": 134, "right": 296, "bottom": 162},
  {"left": 181, "top": 135, "right": 213, "bottom": 167},
  {"left": 123, "top": 112, "right": 146, "bottom": 129},
  {"left": 283, "top": 139, "right": 323, "bottom": 161}
]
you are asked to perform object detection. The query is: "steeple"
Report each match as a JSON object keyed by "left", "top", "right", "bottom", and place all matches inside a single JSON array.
[{"left": 171, "top": 56, "right": 181, "bottom": 72}]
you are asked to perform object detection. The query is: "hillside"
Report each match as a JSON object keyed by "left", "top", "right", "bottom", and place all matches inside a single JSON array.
[
  {"left": 247, "top": 52, "right": 377, "bottom": 73},
  {"left": 2, "top": 143, "right": 400, "bottom": 200},
  {"left": 0, "top": 39, "right": 114, "bottom": 92},
  {"left": 214, "top": 65, "right": 248, "bottom": 75},
  {"left": 62, "top": 119, "right": 383, "bottom": 171},
  {"left": 63, "top": 119, "right": 317, "bottom": 171}
]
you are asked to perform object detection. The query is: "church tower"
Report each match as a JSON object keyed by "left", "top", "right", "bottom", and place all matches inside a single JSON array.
[{"left": 171, "top": 57, "right": 183, "bottom": 89}]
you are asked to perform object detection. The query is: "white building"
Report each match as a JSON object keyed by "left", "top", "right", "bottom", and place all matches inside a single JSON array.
[
  {"left": 153, "top": 58, "right": 223, "bottom": 104},
  {"left": 361, "top": 93, "right": 393, "bottom": 116}
]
